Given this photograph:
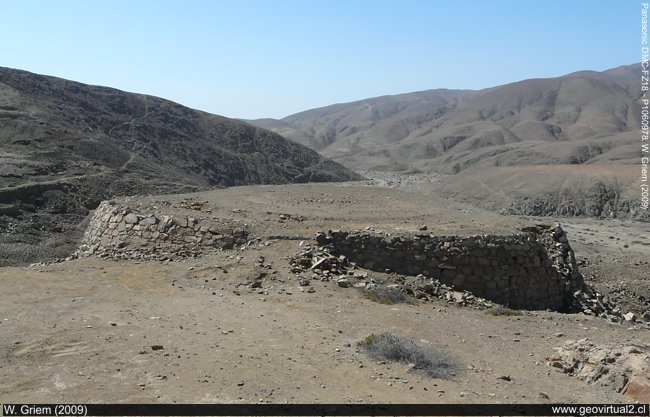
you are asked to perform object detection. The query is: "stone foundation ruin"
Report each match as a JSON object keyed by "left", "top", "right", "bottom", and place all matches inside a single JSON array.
[
  {"left": 316, "top": 226, "right": 584, "bottom": 311},
  {"left": 76, "top": 200, "right": 605, "bottom": 313}
]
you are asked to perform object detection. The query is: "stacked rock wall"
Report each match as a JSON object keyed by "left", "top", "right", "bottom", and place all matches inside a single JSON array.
[
  {"left": 318, "top": 225, "right": 584, "bottom": 310},
  {"left": 76, "top": 201, "right": 249, "bottom": 261},
  {"left": 76, "top": 200, "right": 585, "bottom": 311}
]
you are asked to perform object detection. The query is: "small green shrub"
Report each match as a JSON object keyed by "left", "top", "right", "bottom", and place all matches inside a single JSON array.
[
  {"left": 358, "top": 332, "right": 459, "bottom": 379},
  {"left": 485, "top": 306, "right": 523, "bottom": 316}
]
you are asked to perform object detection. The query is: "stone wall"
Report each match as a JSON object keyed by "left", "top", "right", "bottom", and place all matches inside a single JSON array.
[
  {"left": 76, "top": 201, "right": 249, "bottom": 261},
  {"left": 316, "top": 225, "right": 584, "bottom": 310},
  {"left": 76, "top": 200, "right": 585, "bottom": 311}
]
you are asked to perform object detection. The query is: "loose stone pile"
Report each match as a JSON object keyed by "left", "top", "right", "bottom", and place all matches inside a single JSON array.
[
  {"left": 571, "top": 286, "right": 632, "bottom": 324},
  {"left": 597, "top": 284, "right": 650, "bottom": 322},
  {"left": 75, "top": 201, "right": 249, "bottom": 261},
  {"left": 547, "top": 339, "right": 650, "bottom": 402},
  {"left": 289, "top": 243, "right": 498, "bottom": 309},
  {"left": 398, "top": 274, "right": 496, "bottom": 309},
  {"left": 289, "top": 244, "right": 356, "bottom": 281}
]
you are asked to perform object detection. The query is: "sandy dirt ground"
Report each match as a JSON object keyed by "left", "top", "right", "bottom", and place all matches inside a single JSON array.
[{"left": 1, "top": 181, "right": 648, "bottom": 404}]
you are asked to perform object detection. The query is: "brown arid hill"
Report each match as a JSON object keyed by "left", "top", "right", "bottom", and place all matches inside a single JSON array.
[
  {"left": 0, "top": 67, "right": 362, "bottom": 266},
  {"left": 249, "top": 64, "right": 646, "bottom": 221},
  {"left": 250, "top": 65, "right": 639, "bottom": 172}
]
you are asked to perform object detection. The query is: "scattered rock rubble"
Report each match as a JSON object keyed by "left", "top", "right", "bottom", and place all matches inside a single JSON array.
[
  {"left": 596, "top": 284, "right": 650, "bottom": 323},
  {"left": 548, "top": 339, "right": 650, "bottom": 402},
  {"left": 289, "top": 243, "right": 497, "bottom": 309},
  {"left": 290, "top": 243, "right": 354, "bottom": 281},
  {"left": 571, "top": 286, "right": 638, "bottom": 325},
  {"left": 179, "top": 198, "right": 210, "bottom": 212}
]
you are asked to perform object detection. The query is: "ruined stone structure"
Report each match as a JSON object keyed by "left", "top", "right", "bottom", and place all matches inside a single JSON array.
[
  {"left": 76, "top": 200, "right": 586, "bottom": 311},
  {"left": 76, "top": 201, "right": 249, "bottom": 261},
  {"left": 317, "top": 225, "right": 584, "bottom": 310}
]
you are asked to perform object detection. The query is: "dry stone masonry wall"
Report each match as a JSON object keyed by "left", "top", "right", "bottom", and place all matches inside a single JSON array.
[
  {"left": 75, "top": 201, "right": 629, "bottom": 318},
  {"left": 76, "top": 201, "right": 249, "bottom": 261},
  {"left": 317, "top": 225, "right": 584, "bottom": 310}
]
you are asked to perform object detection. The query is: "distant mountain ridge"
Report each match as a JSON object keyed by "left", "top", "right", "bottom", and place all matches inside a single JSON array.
[
  {"left": 250, "top": 64, "right": 640, "bottom": 173},
  {"left": 0, "top": 66, "right": 362, "bottom": 265},
  {"left": 250, "top": 64, "right": 647, "bottom": 222}
]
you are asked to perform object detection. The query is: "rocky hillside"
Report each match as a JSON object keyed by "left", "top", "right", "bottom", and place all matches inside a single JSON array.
[
  {"left": 0, "top": 67, "right": 362, "bottom": 266},
  {"left": 251, "top": 88, "right": 479, "bottom": 159},
  {"left": 251, "top": 65, "right": 639, "bottom": 173},
  {"left": 250, "top": 64, "right": 645, "bottom": 220},
  {"left": 431, "top": 165, "right": 647, "bottom": 221}
]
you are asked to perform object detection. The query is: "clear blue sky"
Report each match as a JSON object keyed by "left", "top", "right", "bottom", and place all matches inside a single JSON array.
[{"left": 0, "top": 1, "right": 637, "bottom": 119}]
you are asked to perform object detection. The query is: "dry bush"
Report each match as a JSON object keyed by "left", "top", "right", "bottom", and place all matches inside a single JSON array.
[
  {"left": 361, "top": 286, "right": 416, "bottom": 305},
  {"left": 485, "top": 306, "right": 523, "bottom": 316},
  {"left": 358, "top": 332, "right": 459, "bottom": 379}
]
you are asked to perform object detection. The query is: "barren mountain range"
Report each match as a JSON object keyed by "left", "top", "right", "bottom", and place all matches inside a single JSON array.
[
  {"left": 0, "top": 67, "right": 361, "bottom": 265},
  {"left": 251, "top": 64, "right": 645, "bottom": 220},
  {"left": 0, "top": 64, "right": 645, "bottom": 266},
  {"left": 2, "top": 66, "right": 650, "bottom": 405}
]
